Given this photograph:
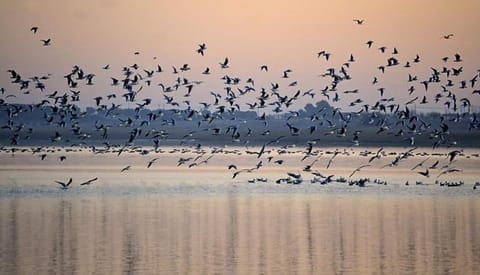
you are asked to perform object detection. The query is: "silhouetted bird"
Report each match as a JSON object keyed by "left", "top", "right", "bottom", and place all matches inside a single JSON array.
[{"left": 55, "top": 178, "right": 72, "bottom": 190}]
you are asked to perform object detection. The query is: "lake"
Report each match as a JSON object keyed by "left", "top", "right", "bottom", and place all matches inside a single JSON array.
[{"left": 0, "top": 146, "right": 479, "bottom": 274}]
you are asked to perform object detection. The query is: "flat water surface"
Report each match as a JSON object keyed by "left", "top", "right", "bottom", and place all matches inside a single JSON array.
[{"left": 1, "top": 147, "right": 479, "bottom": 274}]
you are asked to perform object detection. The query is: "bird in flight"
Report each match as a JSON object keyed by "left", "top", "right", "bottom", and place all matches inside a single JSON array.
[
  {"left": 55, "top": 178, "right": 73, "bottom": 190},
  {"left": 349, "top": 164, "right": 370, "bottom": 178},
  {"left": 197, "top": 43, "right": 207, "bottom": 56},
  {"left": 353, "top": 19, "right": 364, "bottom": 25},
  {"left": 41, "top": 39, "right": 51, "bottom": 46},
  {"left": 30, "top": 27, "right": 38, "bottom": 34},
  {"left": 417, "top": 169, "right": 430, "bottom": 178},
  {"left": 80, "top": 177, "right": 98, "bottom": 186},
  {"left": 317, "top": 51, "right": 331, "bottom": 60},
  {"left": 368, "top": 147, "right": 384, "bottom": 163},
  {"left": 443, "top": 34, "right": 454, "bottom": 39},
  {"left": 436, "top": 168, "right": 462, "bottom": 179},
  {"left": 219, "top": 57, "right": 229, "bottom": 69},
  {"left": 147, "top": 158, "right": 159, "bottom": 168},
  {"left": 447, "top": 150, "right": 462, "bottom": 163}
]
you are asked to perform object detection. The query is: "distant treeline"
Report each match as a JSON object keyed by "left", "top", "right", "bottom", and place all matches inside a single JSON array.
[{"left": 0, "top": 100, "right": 479, "bottom": 148}]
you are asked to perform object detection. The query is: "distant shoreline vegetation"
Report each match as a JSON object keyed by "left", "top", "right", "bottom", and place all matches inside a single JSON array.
[{"left": 1, "top": 100, "right": 479, "bottom": 148}]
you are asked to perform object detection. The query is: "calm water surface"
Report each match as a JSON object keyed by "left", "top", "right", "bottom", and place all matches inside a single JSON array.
[
  {"left": 1, "top": 148, "right": 479, "bottom": 274},
  {"left": 1, "top": 194, "right": 479, "bottom": 274}
]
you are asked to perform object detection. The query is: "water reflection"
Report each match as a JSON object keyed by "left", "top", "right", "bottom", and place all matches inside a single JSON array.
[{"left": 0, "top": 195, "right": 479, "bottom": 274}]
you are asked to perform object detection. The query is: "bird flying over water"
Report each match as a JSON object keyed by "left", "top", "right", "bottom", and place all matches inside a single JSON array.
[
  {"left": 80, "top": 177, "right": 98, "bottom": 185},
  {"left": 369, "top": 147, "right": 384, "bottom": 163},
  {"left": 447, "top": 150, "right": 462, "bottom": 163},
  {"left": 147, "top": 158, "right": 159, "bottom": 168},
  {"left": 417, "top": 169, "right": 430, "bottom": 178},
  {"left": 1, "top": 31, "right": 477, "bottom": 190},
  {"left": 55, "top": 178, "right": 72, "bottom": 189},
  {"left": 349, "top": 164, "right": 370, "bottom": 178}
]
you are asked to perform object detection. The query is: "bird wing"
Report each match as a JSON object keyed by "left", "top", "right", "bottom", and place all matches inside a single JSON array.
[
  {"left": 80, "top": 177, "right": 98, "bottom": 185},
  {"left": 257, "top": 143, "right": 266, "bottom": 158},
  {"left": 66, "top": 178, "right": 73, "bottom": 186},
  {"left": 55, "top": 181, "right": 66, "bottom": 187}
]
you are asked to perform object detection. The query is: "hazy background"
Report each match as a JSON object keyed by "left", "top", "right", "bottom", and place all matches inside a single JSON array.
[{"left": 0, "top": 0, "right": 479, "bottom": 112}]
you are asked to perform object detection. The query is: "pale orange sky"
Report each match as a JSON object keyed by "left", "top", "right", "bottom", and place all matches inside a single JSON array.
[{"left": 0, "top": 0, "right": 479, "bottom": 111}]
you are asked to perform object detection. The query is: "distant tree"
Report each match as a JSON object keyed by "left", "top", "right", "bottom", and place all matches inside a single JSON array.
[
  {"left": 300, "top": 103, "right": 314, "bottom": 117},
  {"left": 315, "top": 100, "right": 332, "bottom": 111},
  {"left": 301, "top": 100, "right": 332, "bottom": 116}
]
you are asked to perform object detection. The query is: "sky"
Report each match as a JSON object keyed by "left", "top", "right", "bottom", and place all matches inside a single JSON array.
[{"left": 0, "top": 0, "right": 479, "bottom": 112}]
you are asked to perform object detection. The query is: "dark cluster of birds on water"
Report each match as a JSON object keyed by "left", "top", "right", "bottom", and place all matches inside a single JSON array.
[{"left": 1, "top": 21, "right": 480, "bottom": 191}]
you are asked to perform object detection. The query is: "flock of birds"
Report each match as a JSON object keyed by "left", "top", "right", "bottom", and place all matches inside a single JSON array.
[{"left": 1, "top": 21, "right": 480, "bottom": 191}]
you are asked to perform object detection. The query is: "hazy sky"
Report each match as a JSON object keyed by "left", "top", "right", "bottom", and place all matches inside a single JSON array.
[{"left": 1, "top": 0, "right": 479, "bottom": 112}]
